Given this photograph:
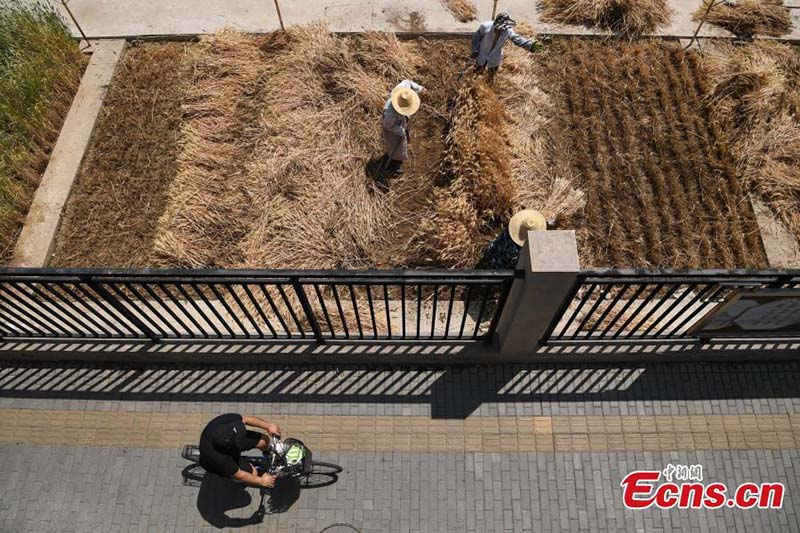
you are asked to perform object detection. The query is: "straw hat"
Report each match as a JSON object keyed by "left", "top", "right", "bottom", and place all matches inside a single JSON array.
[
  {"left": 391, "top": 86, "right": 421, "bottom": 117},
  {"left": 509, "top": 209, "right": 546, "bottom": 245}
]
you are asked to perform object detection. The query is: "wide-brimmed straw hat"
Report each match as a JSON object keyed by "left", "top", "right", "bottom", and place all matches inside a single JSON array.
[
  {"left": 391, "top": 86, "right": 421, "bottom": 117},
  {"left": 509, "top": 209, "right": 546, "bottom": 245}
]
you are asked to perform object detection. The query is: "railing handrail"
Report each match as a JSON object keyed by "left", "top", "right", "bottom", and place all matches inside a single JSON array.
[{"left": 578, "top": 268, "right": 800, "bottom": 277}]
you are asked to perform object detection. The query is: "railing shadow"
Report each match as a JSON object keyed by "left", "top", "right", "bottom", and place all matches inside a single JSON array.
[{"left": 2, "top": 352, "right": 798, "bottom": 419}]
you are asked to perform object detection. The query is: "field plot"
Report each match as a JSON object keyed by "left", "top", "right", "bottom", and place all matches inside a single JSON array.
[
  {"left": 536, "top": 39, "right": 767, "bottom": 269},
  {"left": 51, "top": 30, "right": 768, "bottom": 270}
]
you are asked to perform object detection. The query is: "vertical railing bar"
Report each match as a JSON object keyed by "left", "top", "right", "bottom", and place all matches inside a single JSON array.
[
  {"left": 0, "top": 285, "right": 60, "bottom": 336},
  {"left": 197, "top": 283, "right": 237, "bottom": 337},
  {"left": 21, "top": 281, "right": 91, "bottom": 336},
  {"left": 383, "top": 284, "right": 392, "bottom": 340},
  {"left": 223, "top": 284, "right": 262, "bottom": 339},
  {"left": 627, "top": 284, "right": 680, "bottom": 339},
  {"left": 243, "top": 284, "right": 277, "bottom": 338},
  {"left": 619, "top": 284, "right": 668, "bottom": 340},
  {"left": 588, "top": 284, "right": 628, "bottom": 339},
  {"left": 558, "top": 282, "right": 597, "bottom": 339},
  {"left": 665, "top": 285, "right": 727, "bottom": 338},
  {"left": 73, "top": 282, "right": 130, "bottom": 336},
  {"left": 365, "top": 285, "right": 377, "bottom": 340},
  {"left": 639, "top": 284, "right": 682, "bottom": 338},
  {"left": 401, "top": 282, "right": 406, "bottom": 338},
  {"left": 277, "top": 284, "right": 306, "bottom": 338},
  {"left": 651, "top": 284, "right": 713, "bottom": 338},
  {"left": 458, "top": 285, "right": 473, "bottom": 339},
  {"left": 472, "top": 285, "right": 490, "bottom": 339},
  {"left": 291, "top": 279, "right": 324, "bottom": 344},
  {"left": 610, "top": 284, "right": 660, "bottom": 340},
  {"left": 430, "top": 284, "right": 439, "bottom": 339},
  {"left": 443, "top": 284, "right": 455, "bottom": 340},
  {"left": 175, "top": 283, "right": 217, "bottom": 338},
  {"left": 312, "top": 283, "right": 336, "bottom": 338},
  {"left": 51, "top": 281, "right": 115, "bottom": 337},
  {"left": 485, "top": 279, "right": 514, "bottom": 342},
  {"left": 162, "top": 282, "right": 208, "bottom": 338},
  {"left": 90, "top": 281, "right": 160, "bottom": 342},
  {"left": 123, "top": 282, "right": 178, "bottom": 337},
  {"left": 330, "top": 284, "right": 349, "bottom": 340},
  {"left": 208, "top": 283, "right": 249, "bottom": 338},
  {"left": 140, "top": 283, "right": 193, "bottom": 337},
  {"left": 0, "top": 308, "right": 30, "bottom": 337},
  {"left": 348, "top": 285, "right": 364, "bottom": 340},
  {"left": 256, "top": 284, "right": 288, "bottom": 337},
  {"left": 416, "top": 284, "right": 422, "bottom": 340},
  {"left": 571, "top": 283, "right": 613, "bottom": 340}
]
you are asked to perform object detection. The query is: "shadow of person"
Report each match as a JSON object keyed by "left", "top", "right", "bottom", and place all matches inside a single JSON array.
[
  {"left": 365, "top": 155, "right": 392, "bottom": 192},
  {"left": 196, "top": 473, "right": 263, "bottom": 528},
  {"left": 266, "top": 478, "right": 301, "bottom": 514}
]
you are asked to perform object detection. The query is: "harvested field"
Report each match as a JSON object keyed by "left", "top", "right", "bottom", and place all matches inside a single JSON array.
[
  {"left": 50, "top": 43, "right": 188, "bottom": 267},
  {"left": 538, "top": 0, "right": 673, "bottom": 35},
  {"left": 695, "top": 0, "right": 792, "bottom": 39},
  {"left": 535, "top": 39, "right": 767, "bottom": 268},
  {"left": 702, "top": 41, "right": 800, "bottom": 243},
  {"left": 440, "top": 0, "right": 478, "bottom": 23}
]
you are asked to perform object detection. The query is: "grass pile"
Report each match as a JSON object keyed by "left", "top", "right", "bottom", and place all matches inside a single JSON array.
[
  {"left": 0, "top": 0, "right": 84, "bottom": 262},
  {"left": 694, "top": 0, "right": 791, "bottom": 39},
  {"left": 535, "top": 39, "right": 766, "bottom": 268},
  {"left": 538, "top": 0, "right": 672, "bottom": 35},
  {"left": 702, "top": 41, "right": 800, "bottom": 243},
  {"left": 51, "top": 43, "right": 188, "bottom": 267},
  {"left": 154, "top": 26, "right": 464, "bottom": 269},
  {"left": 440, "top": 0, "right": 478, "bottom": 23}
]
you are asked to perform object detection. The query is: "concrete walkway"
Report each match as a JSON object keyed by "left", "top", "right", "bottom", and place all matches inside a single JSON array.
[{"left": 55, "top": 0, "right": 800, "bottom": 40}]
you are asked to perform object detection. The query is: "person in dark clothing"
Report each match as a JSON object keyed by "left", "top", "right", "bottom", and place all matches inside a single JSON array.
[{"left": 199, "top": 413, "right": 282, "bottom": 488}]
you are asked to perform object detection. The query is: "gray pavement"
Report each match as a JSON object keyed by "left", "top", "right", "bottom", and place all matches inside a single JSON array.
[
  {"left": 54, "top": 0, "right": 799, "bottom": 40},
  {"left": 2, "top": 444, "right": 798, "bottom": 532}
]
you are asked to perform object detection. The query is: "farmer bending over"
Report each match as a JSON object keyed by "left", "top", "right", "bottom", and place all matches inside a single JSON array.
[
  {"left": 199, "top": 413, "right": 281, "bottom": 488},
  {"left": 382, "top": 79, "right": 425, "bottom": 175},
  {"left": 471, "top": 13, "right": 545, "bottom": 84}
]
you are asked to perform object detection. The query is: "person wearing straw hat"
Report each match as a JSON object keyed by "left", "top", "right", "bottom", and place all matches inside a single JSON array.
[
  {"left": 382, "top": 79, "right": 425, "bottom": 175},
  {"left": 471, "top": 13, "right": 545, "bottom": 84},
  {"left": 485, "top": 209, "right": 548, "bottom": 269}
]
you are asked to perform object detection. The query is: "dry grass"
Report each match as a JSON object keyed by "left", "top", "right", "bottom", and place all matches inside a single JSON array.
[
  {"left": 439, "top": 0, "right": 478, "bottom": 23},
  {"left": 702, "top": 41, "right": 800, "bottom": 242},
  {"left": 538, "top": 0, "right": 673, "bottom": 35},
  {"left": 154, "top": 27, "right": 466, "bottom": 269},
  {"left": 695, "top": 0, "right": 791, "bottom": 39},
  {"left": 536, "top": 39, "right": 766, "bottom": 268},
  {"left": 51, "top": 43, "right": 188, "bottom": 267}
]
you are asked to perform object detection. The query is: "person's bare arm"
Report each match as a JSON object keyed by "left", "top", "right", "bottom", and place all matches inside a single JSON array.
[
  {"left": 233, "top": 468, "right": 276, "bottom": 488},
  {"left": 242, "top": 415, "right": 281, "bottom": 436}
]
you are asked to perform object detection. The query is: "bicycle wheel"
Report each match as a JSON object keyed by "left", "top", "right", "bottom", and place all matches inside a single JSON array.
[
  {"left": 307, "top": 461, "right": 343, "bottom": 475},
  {"left": 297, "top": 471, "right": 338, "bottom": 489},
  {"left": 182, "top": 463, "right": 206, "bottom": 486}
]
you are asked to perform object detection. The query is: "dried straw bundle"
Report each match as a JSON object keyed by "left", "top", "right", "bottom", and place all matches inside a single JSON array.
[
  {"left": 440, "top": 0, "right": 478, "bottom": 23},
  {"left": 703, "top": 41, "right": 800, "bottom": 240},
  {"left": 538, "top": 0, "right": 672, "bottom": 35},
  {"left": 696, "top": 0, "right": 791, "bottom": 39}
]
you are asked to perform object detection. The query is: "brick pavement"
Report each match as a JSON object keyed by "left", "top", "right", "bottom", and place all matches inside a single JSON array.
[
  {"left": 1, "top": 445, "right": 798, "bottom": 532},
  {"left": 2, "top": 360, "right": 799, "bottom": 531}
]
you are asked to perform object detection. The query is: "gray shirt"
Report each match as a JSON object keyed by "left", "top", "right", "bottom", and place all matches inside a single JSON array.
[
  {"left": 382, "top": 79, "right": 425, "bottom": 136},
  {"left": 471, "top": 21, "right": 539, "bottom": 68}
]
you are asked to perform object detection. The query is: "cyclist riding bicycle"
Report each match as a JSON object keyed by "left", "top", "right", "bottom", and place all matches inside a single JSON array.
[{"left": 199, "top": 413, "right": 282, "bottom": 488}]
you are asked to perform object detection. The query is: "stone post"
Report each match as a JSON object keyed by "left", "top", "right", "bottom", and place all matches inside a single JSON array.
[{"left": 495, "top": 230, "right": 580, "bottom": 356}]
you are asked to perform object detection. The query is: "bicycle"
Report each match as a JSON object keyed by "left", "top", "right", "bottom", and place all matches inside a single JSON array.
[{"left": 181, "top": 434, "right": 343, "bottom": 516}]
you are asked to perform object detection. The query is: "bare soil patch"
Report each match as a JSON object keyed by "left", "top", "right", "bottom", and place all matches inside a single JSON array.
[
  {"left": 50, "top": 43, "right": 189, "bottom": 267},
  {"left": 535, "top": 39, "right": 767, "bottom": 268}
]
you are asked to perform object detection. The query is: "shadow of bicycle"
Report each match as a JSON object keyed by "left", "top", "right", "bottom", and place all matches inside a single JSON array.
[{"left": 183, "top": 464, "right": 338, "bottom": 527}]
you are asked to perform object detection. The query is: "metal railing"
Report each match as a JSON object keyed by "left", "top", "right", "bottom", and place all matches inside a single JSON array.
[
  {"left": 0, "top": 268, "right": 516, "bottom": 343},
  {"left": 541, "top": 269, "right": 800, "bottom": 344}
]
